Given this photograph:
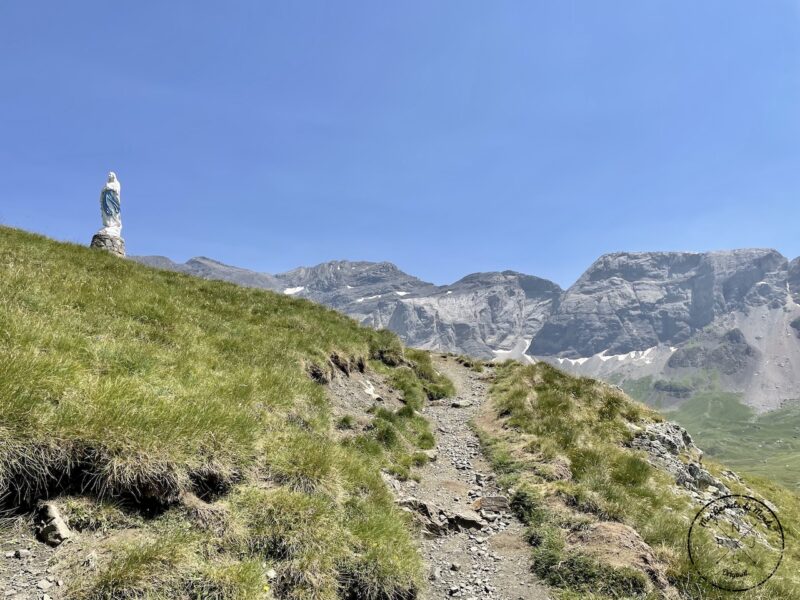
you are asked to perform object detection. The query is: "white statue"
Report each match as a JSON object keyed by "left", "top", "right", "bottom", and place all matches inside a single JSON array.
[{"left": 98, "top": 172, "right": 122, "bottom": 237}]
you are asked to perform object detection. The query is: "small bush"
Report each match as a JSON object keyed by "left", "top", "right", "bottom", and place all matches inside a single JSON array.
[
  {"left": 336, "top": 415, "right": 356, "bottom": 430},
  {"left": 510, "top": 485, "right": 547, "bottom": 526}
]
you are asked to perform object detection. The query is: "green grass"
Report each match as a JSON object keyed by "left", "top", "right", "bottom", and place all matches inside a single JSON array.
[
  {"left": 478, "top": 361, "right": 800, "bottom": 600},
  {"left": 377, "top": 348, "right": 455, "bottom": 411},
  {"left": 668, "top": 391, "right": 800, "bottom": 492},
  {"left": 621, "top": 371, "right": 719, "bottom": 407},
  {"left": 621, "top": 374, "right": 800, "bottom": 491},
  {"left": 454, "top": 354, "right": 485, "bottom": 373},
  {"left": 0, "top": 226, "right": 451, "bottom": 599}
]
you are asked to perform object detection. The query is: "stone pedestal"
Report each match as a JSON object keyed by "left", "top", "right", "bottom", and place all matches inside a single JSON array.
[{"left": 90, "top": 234, "right": 126, "bottom": 257}]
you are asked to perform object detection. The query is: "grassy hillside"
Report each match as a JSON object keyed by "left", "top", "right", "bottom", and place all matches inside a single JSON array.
[
  {"left": 667, "top": 392, "right": 800, "bottom": 492},
  {"left": 623, "top": 375, "right": 800, "bottom": 491},
  {"left": 477, "top": 362, "right": 800, "bottom": 600},
  {"left": 0, "top": 226, "right": 452, "bottom": 599}
]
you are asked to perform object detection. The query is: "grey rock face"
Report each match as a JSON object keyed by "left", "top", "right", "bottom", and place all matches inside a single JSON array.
[
  {"left": 667, "top": 328, "right": 757, "bottom": 375},
  {"left": 279, "top": 260, "right": 432, "bottom": 297},
  {"left": 184, "top": 257, "right": 281, "bottom": 289},
  {"left": 790, "top": 257, "right": 800, "bottom": 303},
  {"left": 277, "top": 260, "right": 437, "bottom": 327},
  {"left": 530, "top": 249, "right": 788, "bottom": 358},
  {"left": 385, "top": 272, "right": 561, "bottom": 358},
  {"left": 131, "top": 256, "right": 561, "bottom": 360}
]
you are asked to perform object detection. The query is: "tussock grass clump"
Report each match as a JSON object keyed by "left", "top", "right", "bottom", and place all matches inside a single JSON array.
[
  {"left": 378, "top": 348, "right": 455, "bottom": 412},
  {"left": 346, "top": 403, "right": 435, "bottom": 481},
  {"left": 530, "top": 532, "right": 648, "bottom": 596},
  {"left": 0, "top": 227, "right": 447, "bottom": 599},
  {"left": 480, "top": 361, "right": 800, "bottom": 600},
  {"left": 231, "top": 487, "right": 346, "bottom": 598},
  {"left": 455, "top": 354, "right": 485, "bottom": 372},
  {"left": 58, "top": 496, "right": 143, "bottom": 533},
  {"left": 69, "top": 521, "right": 267, "bottom": 600},
  {"left": 336, "top": 415, "right": 356, "bottom": 430}
]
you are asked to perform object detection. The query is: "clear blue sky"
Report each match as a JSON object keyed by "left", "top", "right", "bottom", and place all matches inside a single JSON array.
[{"left": 1, "top": 2, "right": 799, "bottom": 287}]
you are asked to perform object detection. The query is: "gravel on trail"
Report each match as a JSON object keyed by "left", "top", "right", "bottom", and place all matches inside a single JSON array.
[
  {"left": 1, "top": 356, "right": 551, "bottom": 600},
  {"left": 1, "top": 525, "right": 62, "bottom": 600},
  {"left": 392, "top": 357, "right": 550, "bottom": 600}
]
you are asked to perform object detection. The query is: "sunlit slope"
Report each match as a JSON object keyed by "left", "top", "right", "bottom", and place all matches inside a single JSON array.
[
  {"left": 478, "top": 361, "right": 800, "bottom": 600},
  {"left": 669, "top": 391, "right": 800, "bottom": 492},
  {"left": 0, "top": 226, "right": 447, "bottom": 599}
]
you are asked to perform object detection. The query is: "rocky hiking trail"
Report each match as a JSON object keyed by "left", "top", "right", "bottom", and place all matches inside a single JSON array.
[
  {"left": 1, "top": 357, "right": 549, "bottom": 600},
  {"left": 393, "top": 357, "right": 549, "bottom": 600}
]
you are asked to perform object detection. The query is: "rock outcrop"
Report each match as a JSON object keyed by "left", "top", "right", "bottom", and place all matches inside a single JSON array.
[{"left": 630, "top": 422, "right": 730, "bottom": 498}]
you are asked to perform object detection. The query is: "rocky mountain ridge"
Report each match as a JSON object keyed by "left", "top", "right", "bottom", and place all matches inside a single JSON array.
[{"left": 133, "top": 248, "right": 800, "bottom": 412}]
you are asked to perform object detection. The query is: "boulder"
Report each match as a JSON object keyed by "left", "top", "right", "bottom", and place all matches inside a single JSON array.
[
  {"left": 447, "top": 509, "right": 485, "bottom": 531},
  {"left": 472, "top": 495, "right": 510, "bottom": 513},
  {"left": 36, "top": 503, "right": 72, "bottom": 547},
  {"left": 396, "top": 497, "right": 448, "bottom": 536}
]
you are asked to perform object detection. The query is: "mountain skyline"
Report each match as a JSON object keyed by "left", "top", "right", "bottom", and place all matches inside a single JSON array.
[
  {"left": 135, "top": 245, "right": 799, "bottom": 289},
  {"left": 133, "top": 245, "right": 800, "bottom": 414}
]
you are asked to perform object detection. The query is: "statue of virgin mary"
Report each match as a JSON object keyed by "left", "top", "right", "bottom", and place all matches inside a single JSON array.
[{"left": 98, "top": 172, "right": 122, "bottom": 237}]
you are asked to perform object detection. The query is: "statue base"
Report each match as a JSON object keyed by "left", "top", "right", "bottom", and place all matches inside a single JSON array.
[{"left": 90, "top": 234, "right": 126, "bottom": 257}]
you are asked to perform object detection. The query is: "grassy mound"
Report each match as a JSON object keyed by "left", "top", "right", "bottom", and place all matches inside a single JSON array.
[
  {"left": 477, "top": 361, "right": 800, "bottom": 600},
  {"left": 0, "top": 226, "right": 450, "bottom": 599}
]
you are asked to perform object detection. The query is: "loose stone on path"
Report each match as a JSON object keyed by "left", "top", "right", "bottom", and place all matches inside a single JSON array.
[{"left": 396, "top": 356, "right": 550, "bottom": 600}]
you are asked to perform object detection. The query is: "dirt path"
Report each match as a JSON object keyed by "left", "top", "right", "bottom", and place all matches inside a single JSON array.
[
  {"left": 1, "top": 519, "right": 63, "bottom": 599},
  {"left": 3, "top": 357, "right": 548, "bottom": 600},
  {"left": 395, "top": 356, "right": 550, "bottom": 600}
]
